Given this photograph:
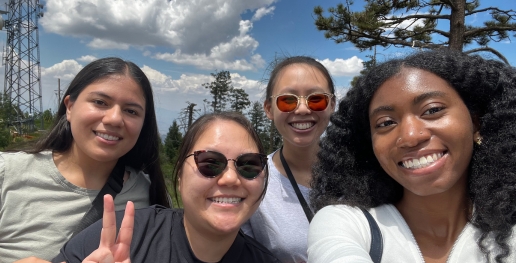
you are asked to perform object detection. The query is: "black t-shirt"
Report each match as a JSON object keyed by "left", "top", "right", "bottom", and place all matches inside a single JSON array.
[{"left": 53, "top": 206, "right": 280, "bottom": 263}]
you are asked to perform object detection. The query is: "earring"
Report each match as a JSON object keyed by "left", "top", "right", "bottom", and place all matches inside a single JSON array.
[{"left": 475, "top": 136, "right": 482, "bottom": 145}]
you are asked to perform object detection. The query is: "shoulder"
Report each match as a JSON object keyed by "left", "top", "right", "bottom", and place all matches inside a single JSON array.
[
  {"left": 122, "top": 205, "right": 183, "bottom": 225},
  {"left": 125, "top": 166, "right": 151, "bottom": 183},
  {"left": 0, "top": 150, "right": 51, "bottom": 167},
  {"left": 237, "top": 231, "right": 281, "bottom": 262},
  {"left": 0, "top": 151, "right": 51, "bottom": 181},
  {"left": 115, "top": 167, "right": 152, "bottom": 209}
]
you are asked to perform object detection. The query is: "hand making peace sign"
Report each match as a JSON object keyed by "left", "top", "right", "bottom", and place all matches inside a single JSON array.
[{"left": 82, "top": 195, "right": 135, "bottom": 263}]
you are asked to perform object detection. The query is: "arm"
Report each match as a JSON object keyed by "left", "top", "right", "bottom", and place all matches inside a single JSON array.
[
  {"left": 13, "top": 257, "right": 53, "bottom": 263},
  {"left": 307, "top": 205, "right": 373, "bottom": 263}
]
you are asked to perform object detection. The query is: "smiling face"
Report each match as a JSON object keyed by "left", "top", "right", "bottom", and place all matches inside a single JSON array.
[
  {"left": 368, "top": 67, "right": 478, "bottom": 197},
  {"left": 65, "top": 74, "right": 146, "bottom": 165},
  {"left": 264, "top": 63, "right": 334, "bottom": 148},
  {"left": 179, "top": 119, "right": 266, "bottom": 237}
]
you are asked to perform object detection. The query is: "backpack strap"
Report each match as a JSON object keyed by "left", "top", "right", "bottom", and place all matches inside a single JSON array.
[
  {"left": 71, "top": 161, "right": 125, "bottom": 237},
  {"left": 360, "top": 208, "right": 383, "bottom": 263}
]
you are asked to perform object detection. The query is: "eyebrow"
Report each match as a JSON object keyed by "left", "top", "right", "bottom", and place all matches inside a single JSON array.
[
  {"left": 89, "top": 91, "right": 145, "bottom": 111},
  {"left": 369, "top": 91, "right": 447, "bottom": 117},
  {"left": 413, "top": 91, "right": 446, "bottom": 105}
]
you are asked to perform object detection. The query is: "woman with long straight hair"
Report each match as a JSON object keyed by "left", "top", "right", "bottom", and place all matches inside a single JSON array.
[
  {"left": 242, "top": 56, "right": 336, "bottom": 262},
  {"left": 1, "top": 57, "right": 170, "bottom": 262}
]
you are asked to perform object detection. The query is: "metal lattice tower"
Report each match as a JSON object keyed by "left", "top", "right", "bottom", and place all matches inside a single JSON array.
[{"left": 1, "top": 0, "right": 43, "bottom": 133}]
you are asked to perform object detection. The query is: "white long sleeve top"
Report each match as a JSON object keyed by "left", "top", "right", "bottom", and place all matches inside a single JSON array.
[{"left": 308, "top": 204, "right": 516, "bottom": 263}]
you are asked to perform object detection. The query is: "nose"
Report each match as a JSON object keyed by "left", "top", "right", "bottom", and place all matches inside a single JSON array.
[
  {"left": 294, "top": 96, "right": 311, "bottom": 115},
  {"left": 396, "top": 116, "right": 430, "bottom": 148},
  {"left": 103, "top": 106, "right": 124, "bottom": 127},
  {"left": 217, "top": 160, "right": 242, "bottom": 187}
]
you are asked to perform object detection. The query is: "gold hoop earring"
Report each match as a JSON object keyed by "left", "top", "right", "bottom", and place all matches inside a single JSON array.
[{"left": 475, "top": 136, "right": 482, "bottom": 145}]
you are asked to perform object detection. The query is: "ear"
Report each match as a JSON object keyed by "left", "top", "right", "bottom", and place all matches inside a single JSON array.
[
  {"left": 64, "top": 95, "right": 73, "bottom": 122},
  {"left": 263, "top": 100, "right": 273, "bottom": 120}
]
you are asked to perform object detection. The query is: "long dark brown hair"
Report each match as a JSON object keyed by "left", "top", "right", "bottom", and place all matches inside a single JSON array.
[{"left": 30, "top": 57, "right": 170, "bottom": 207}]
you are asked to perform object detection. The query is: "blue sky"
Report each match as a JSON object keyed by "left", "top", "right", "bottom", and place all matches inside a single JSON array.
[{"left": 0, "top": 0, "right": 514, "bottom": 135}]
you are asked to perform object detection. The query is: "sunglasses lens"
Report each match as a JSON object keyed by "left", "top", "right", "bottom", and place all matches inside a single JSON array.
[
  {"left": 307, "top": 94, "right": 329, "bottom": 111},
  {"left": 195, "top": 151, "right": 227, "bottom": 177},
  {"left": 276, "top": 95, "right": 298, "bottom": 112},
  {"left": 235, "top": 153, "right": 266, "bottom": 179}
]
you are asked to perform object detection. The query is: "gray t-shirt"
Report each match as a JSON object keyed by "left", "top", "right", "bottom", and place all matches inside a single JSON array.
[
  {"left": 241, "top": 151, "right": 311, "bottom": 263},
  {"left": 0, "top": 151, "right": 151, "bottom": 262}
]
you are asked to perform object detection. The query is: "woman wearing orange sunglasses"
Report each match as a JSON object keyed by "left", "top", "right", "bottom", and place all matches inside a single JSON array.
[{"left": 241, "top": 56, "right": 336, "bottom": 262}]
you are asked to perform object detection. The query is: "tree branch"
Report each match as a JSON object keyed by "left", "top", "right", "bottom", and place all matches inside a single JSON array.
[
  {"left": 383, "top": 13, "right": 450, "bottom": 22},
  {"left": 466, "top": 7, "right": 516, "bottom": 16},
  {"left": 464, "top": 47, "right": 510, "bottom": 64},
  {"left": 464, "top": 26, "right": 516, "bottom": 38}
]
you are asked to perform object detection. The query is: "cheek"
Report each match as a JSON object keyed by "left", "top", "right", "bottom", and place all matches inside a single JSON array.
[
  {"left": 372, "top": 138, "right": 393, "bottom": 171},
  {"left": 246, "top": 175, "right": 266, "bottom": 197},
  {"left": 128, "top": 119, "right": 145, "bottom": 136}
]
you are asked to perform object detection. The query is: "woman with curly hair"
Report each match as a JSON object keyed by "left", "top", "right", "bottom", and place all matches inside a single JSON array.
[{"left": 308, "top": 50, "right": 516, "bottom": 263}]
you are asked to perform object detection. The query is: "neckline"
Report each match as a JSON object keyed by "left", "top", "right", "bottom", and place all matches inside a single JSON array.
[{"left": 389, "top": 204, "right": 471, "bottom": 263}]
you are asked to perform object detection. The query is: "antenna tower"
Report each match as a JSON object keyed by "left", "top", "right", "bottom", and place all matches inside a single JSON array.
[{"left": 1, "top": 0, "right": 43, "bottom": 133}]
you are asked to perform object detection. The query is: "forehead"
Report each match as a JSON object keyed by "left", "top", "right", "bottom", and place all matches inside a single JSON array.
[
  {"left": 273, "top": 63, "right": 330, "bottom": 94},
  {"left": 193, "top": 119, "right": 258, "bottom": 151},
  {"left": 81, "top": 74, "right": 145, "bottom": 97},
  {"left": 369, "top": 68, "right": 460, "bottom": 110}
]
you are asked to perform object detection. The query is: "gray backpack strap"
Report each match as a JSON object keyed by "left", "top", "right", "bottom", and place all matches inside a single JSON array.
[{"left": 360, "top": 208, "right": 383, "bottom": 263}]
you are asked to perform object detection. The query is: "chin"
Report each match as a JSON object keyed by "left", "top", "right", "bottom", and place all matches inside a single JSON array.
[{"left": 210, "top": 216, "right": 245, "bottom": 233}]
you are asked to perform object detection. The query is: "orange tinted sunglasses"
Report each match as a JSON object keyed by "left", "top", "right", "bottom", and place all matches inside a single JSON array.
[{"left": 271, "top": 93, "right": 334, "bottom": 113}]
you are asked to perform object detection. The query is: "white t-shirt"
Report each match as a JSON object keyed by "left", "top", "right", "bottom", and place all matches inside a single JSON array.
[
  {"left": 242, "top": 151, "right": 311, "bottom": 263},
  {"left": 308, "top": 204, "right": 516, "bottom": 262}
]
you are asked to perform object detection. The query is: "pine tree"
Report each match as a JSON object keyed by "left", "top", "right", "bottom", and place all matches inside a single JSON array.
[
  {"left": 314, "top": 0, "right": 516, "bottom": 63},
  {"left": 229, "top": 88, "right": 251, "bottom": 113},
  {"left": 164, "top": 120, "right": 183, "bottom": 164},
  {"left": 203, "top": 70, "right": 232, "bottom": 112}
]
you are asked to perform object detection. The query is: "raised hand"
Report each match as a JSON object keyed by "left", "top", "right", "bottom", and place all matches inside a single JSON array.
[{"left": 82, "top": 194, "right": 134, "bottom": 263}]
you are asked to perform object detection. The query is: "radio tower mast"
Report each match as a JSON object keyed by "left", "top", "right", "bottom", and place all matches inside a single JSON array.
[{"left": 0, "top": 0, "right": 44, "bottom": 133}]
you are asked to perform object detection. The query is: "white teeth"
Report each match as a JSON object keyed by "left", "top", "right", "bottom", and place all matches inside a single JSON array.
[
  {"left": 402, "top": 153, "right": 444, "bottom": 169},
  {"left": 291, "top": 122, "right": 314, "bottom": 130},
  {"left": 211, "top": 197, "right": 242, "bottom": 204},
  {"left": 96, "top": 132, "right": 120, "bottom": 141}
]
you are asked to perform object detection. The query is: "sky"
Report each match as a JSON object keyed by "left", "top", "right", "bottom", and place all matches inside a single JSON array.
[{"left": 0, "top": 0, "right": 514, "bottom": 135}]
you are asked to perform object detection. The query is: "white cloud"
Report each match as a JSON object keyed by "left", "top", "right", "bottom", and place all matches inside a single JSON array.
[
  {"left": 41, "top": 59, "right": 84, "bottom": 81},
  {"left": 317, "top": 56, "right": 363, "bottom": 77},
  {"left": 41, "top": 0, "right": 277, "bottom": 71},
  {"left": 141, "top": 65, "right": 170, "bottom": 87},
  {"left": 87, "top": 38, "right": 130, "bottom": 50},
  {"left": 252, "top": 6, "right": 275, "bottom": 21},
  {"left": 77, "top": 55, "right": 98, "bottom": 63},
  {"left": 381, "top": 12, "right": 426, "bottom": 38}
]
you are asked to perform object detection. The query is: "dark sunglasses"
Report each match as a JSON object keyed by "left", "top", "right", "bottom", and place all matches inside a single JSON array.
[
  {"left": 271, "top": 92, "right": 334, "bottom": 113},
  {"left": 186, "top": 150, "right": 268, "bottom": 180}
]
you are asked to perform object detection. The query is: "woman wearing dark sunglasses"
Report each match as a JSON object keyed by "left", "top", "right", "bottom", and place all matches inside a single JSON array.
[
  {"left": 242, "top": 56, "right": 336, "bottom": 262},
  {"left": 52, "top": 112, "right": 280, "bottom": 263}
]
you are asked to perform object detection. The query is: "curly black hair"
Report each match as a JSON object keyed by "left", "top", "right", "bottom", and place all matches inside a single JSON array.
[{"left": 310, "top": 49, "right": 516, "bottom": 262}]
